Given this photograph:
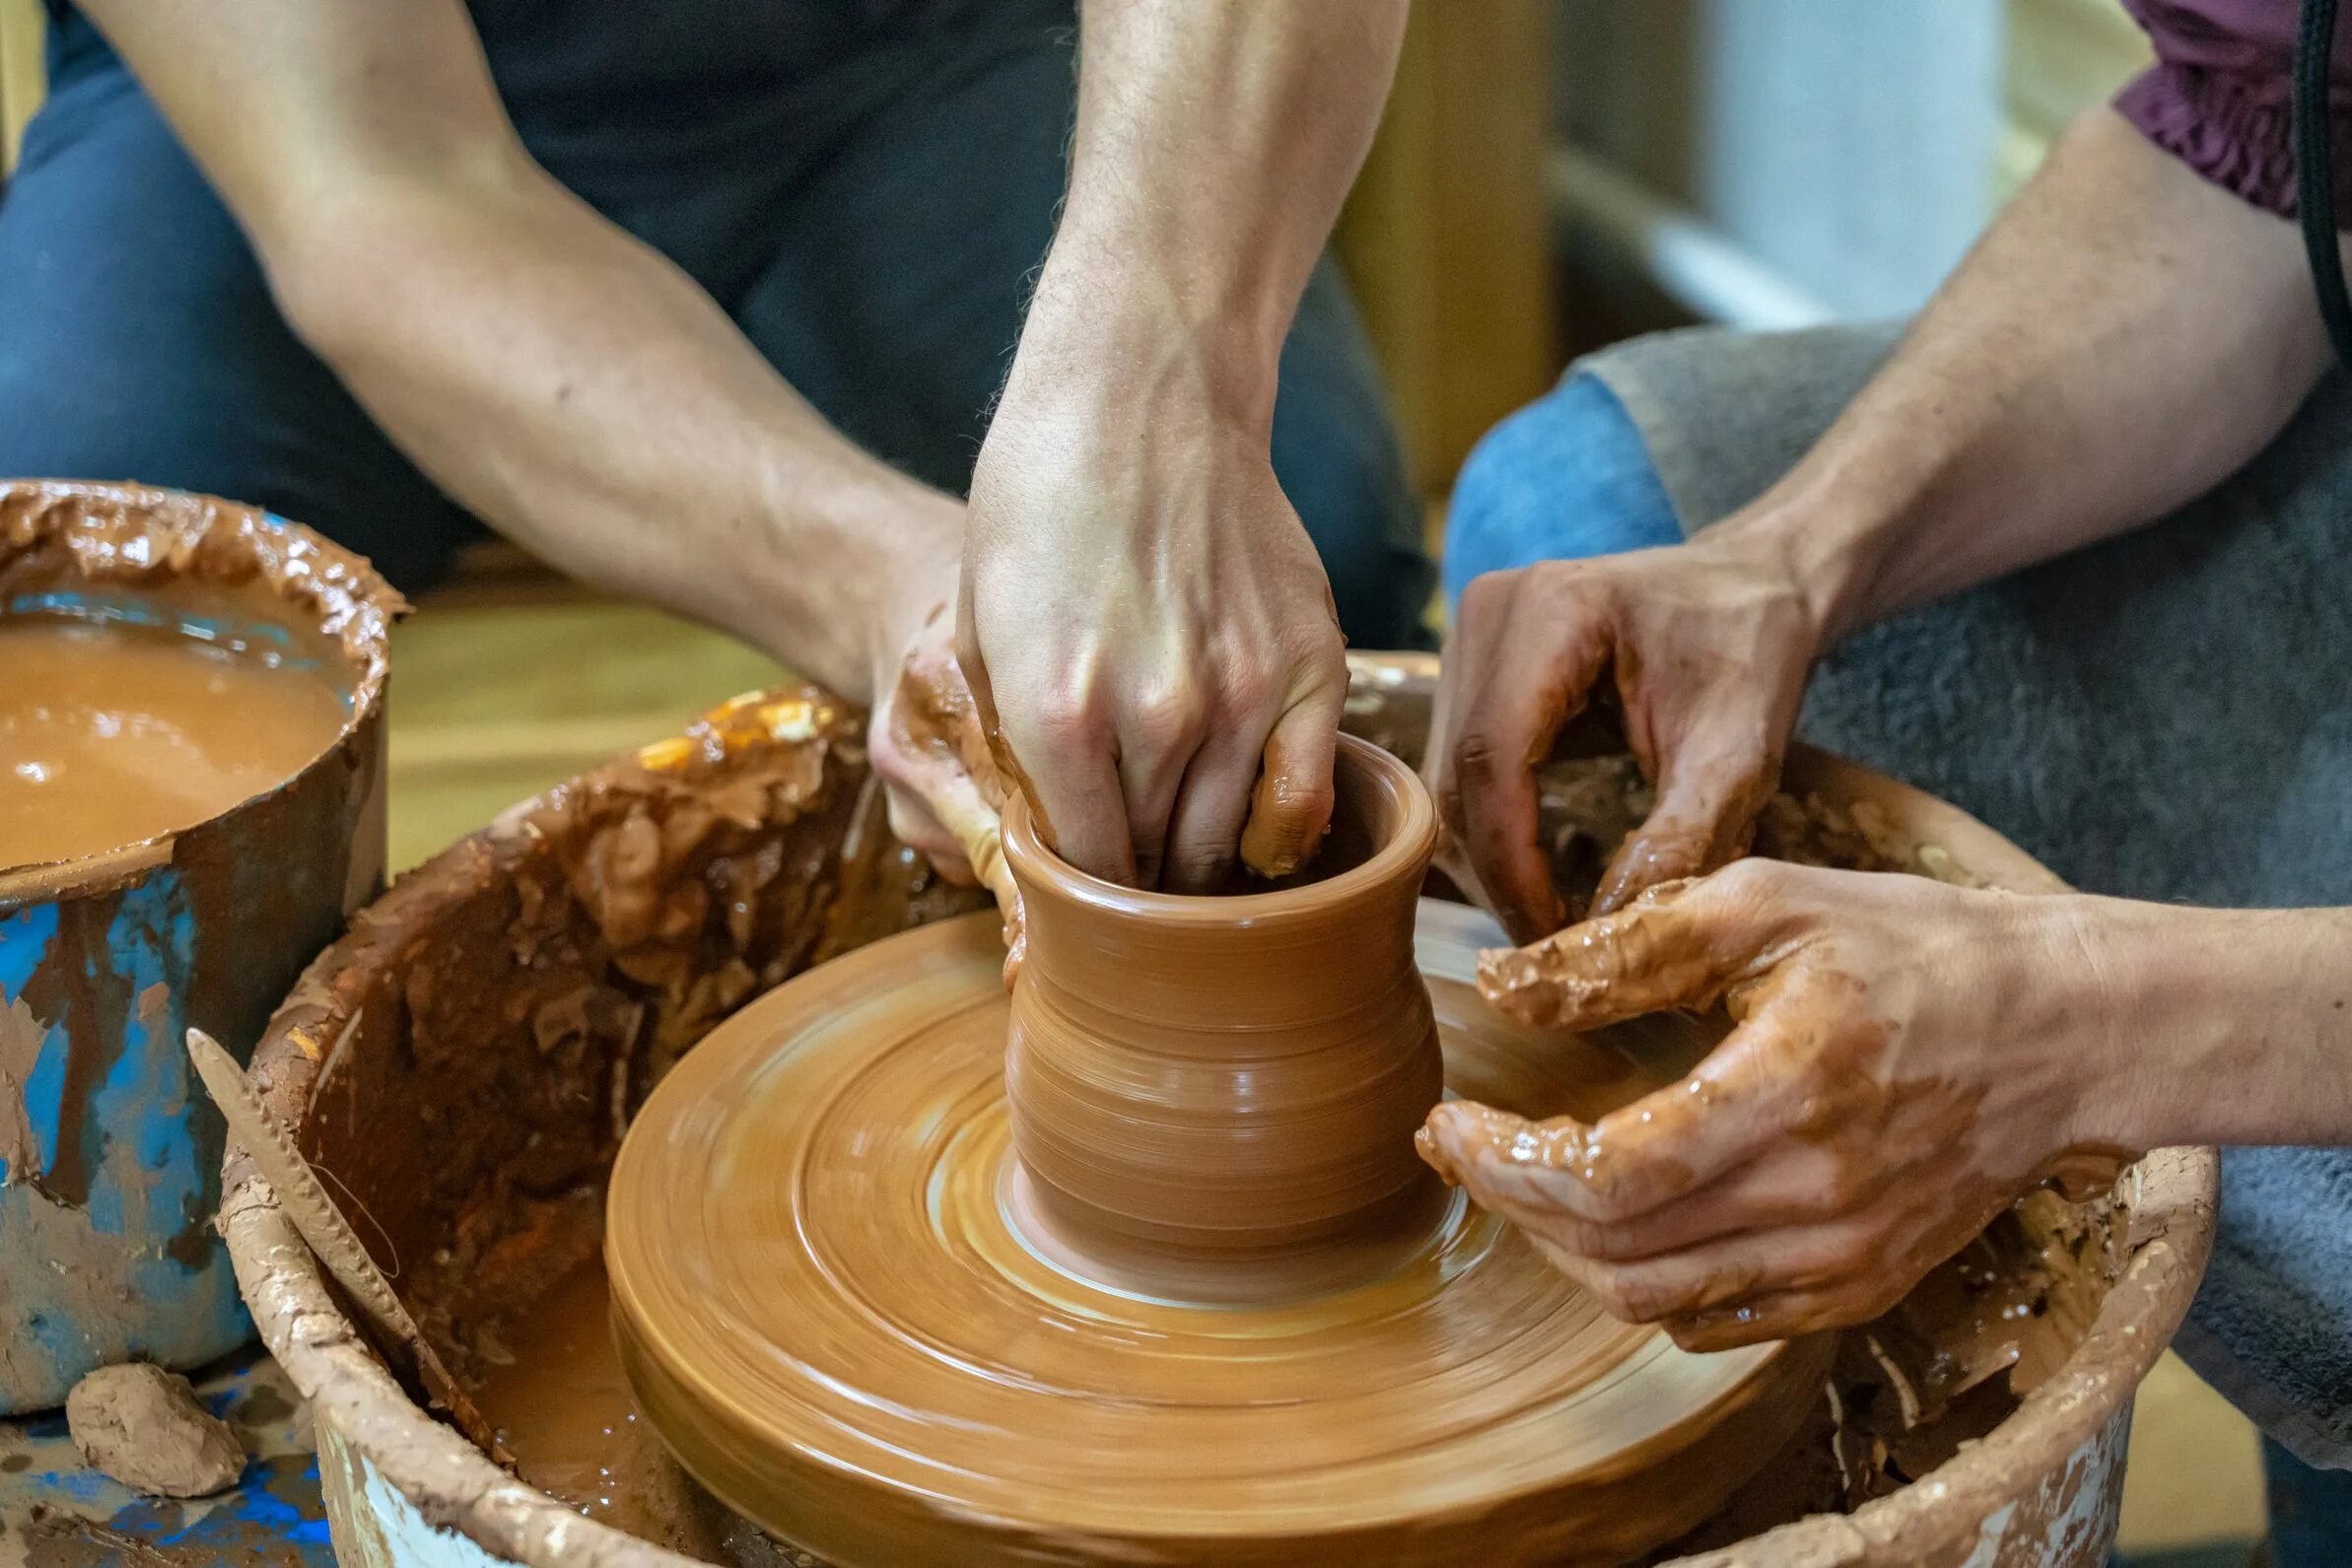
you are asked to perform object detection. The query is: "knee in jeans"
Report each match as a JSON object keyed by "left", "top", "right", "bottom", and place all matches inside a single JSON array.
[
  {"left": 1442, "top": 375, "right": 1682, "bottom": 606},
  {"left": 1281, "top": 439, "right": 1430, "bottom": 651}
]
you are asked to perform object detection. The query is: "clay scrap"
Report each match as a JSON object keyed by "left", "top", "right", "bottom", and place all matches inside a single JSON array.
[{"left": 66, "top": 1362, "right": 246, "bottom": 1498}]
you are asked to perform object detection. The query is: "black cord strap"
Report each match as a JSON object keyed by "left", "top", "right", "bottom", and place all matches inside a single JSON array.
[{"left": 2298, "top": 0, "right": 2352, "bottom": 364}]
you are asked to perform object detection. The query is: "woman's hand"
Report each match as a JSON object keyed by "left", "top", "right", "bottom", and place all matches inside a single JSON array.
[
  {"left": 959, "top": 379, "right": 1349, "bottom": 893},
  {"left": 1418, "top": 859, "right": 2142, "bottom": 1350},
  {"left": 1428, "top": 532, "right": 1824, "bottom": 944}
]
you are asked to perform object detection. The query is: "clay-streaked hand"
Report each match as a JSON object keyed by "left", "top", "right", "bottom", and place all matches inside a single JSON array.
[
  {"left": 1417, "top": 860, "right": 2136, "bottom": 1350},
  {"left": 959, "top": 394, "right": 1349, "bottom": 893},
  {"left": 1428, "top": 535, "right": 1820, "bottom": 944},
  {"left": 868, "top": 586, "right": 1023, "bottom": 977}
]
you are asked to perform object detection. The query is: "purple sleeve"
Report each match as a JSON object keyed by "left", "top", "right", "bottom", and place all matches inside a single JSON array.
[{"left": 2113, "top": 0, "right": 2352, "bottom": 222}]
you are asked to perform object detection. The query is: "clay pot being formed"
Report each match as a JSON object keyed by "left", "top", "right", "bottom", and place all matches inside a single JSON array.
[{"left": 1002, "top": 733, "right": 1445, "bottom": 1268}]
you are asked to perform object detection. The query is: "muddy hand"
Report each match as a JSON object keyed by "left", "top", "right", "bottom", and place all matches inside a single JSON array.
[
  {"left": 1427, "top": 534, "right": 1820, "bottom": 944},
  {"left": 1417, "top": 860, "right": 2138, "bottom": 1350},
  {"left": 870, "top": 597, "right": 1025, "bottom": 981}
]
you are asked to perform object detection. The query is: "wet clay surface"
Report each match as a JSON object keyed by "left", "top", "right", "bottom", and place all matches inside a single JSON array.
[
  {"left": 1003, "top": 735, "right": 1444, "bottom": 1272},
  {"left": 605, "top": 903, "right": 1827, "bottom": 1567},
  {"left": 0, "top": 618, "right": 349, "bottom": 870},
  {"left": 472, "top": 1259, "right": 739, "bottom": 1562}
]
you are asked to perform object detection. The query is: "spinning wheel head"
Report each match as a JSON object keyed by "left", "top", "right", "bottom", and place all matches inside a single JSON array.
[{"left": 607, "top": 902, "right": 1828, "bottom": 1566}]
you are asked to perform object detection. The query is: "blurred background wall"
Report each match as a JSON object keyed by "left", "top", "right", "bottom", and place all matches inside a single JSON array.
[{"left": 1334, "top": 0, "right": 2153, "bottom": 492}]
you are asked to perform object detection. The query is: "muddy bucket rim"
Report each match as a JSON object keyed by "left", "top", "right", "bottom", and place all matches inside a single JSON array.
[
  {"left": 221, "top": 691, "right": 2219, "bottom": 1567},
  {"left": 0, "top": 478, "right": 404, "bottom": 903}
]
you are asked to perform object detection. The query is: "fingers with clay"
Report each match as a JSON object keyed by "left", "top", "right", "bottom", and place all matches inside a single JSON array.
[
  {"left": 1418, "top": 860, "right": 2133, "bottom": 1350},
  {"left": 870, "top": 599, "right": 1025, "bottom": 980},
  {"left": 1426, "top": 538, "right": 1820, "bottom": 944}
]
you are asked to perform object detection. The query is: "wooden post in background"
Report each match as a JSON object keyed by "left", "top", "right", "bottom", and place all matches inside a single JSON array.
[
  {"left": 1337, "top": 0, "right": 1558, "bottom": 501},
  {"left": 1, "top": 0, "right": 42, "bottom": 175}
]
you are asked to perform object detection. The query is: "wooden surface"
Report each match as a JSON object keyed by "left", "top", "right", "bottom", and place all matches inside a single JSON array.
[
  {"left": 386, "top": 594, "right": 781, "bottom": 872},
  {"left": 1337, "top": 0, "right": 1558, "bottom": 495}
]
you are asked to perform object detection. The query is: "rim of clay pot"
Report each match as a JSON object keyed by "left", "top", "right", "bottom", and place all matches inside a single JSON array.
[
  {"left": 1002, "top": 731, "right": 1438, "bottom": 925},
  {"left": 0, "top": 479, "right": 404, "bottom": 902},
  {"left": 218, "top": 678, "right": 2217, "bottom": 1568}
]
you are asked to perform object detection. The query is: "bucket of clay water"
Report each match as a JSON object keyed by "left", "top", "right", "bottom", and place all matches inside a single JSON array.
[{"left": 0, "top": 480, "right": 399, "bottom": 1415}]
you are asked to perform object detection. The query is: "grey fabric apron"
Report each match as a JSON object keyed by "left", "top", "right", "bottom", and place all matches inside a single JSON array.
[{"left": 1584, "top": 321, "right": 2352, "bottom": 1467}]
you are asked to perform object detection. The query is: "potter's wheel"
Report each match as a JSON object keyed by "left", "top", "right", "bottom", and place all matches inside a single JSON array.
[{"left": 608, "top": 903, "right": 1830, "bottom": 1567}]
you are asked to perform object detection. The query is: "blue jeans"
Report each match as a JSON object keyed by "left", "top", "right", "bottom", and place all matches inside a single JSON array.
[
  {"left": 1442, "top": 372, "right": 1684, "bottom": 605},
  {"left": 2266, "top": 1436, "right": 2352, "bottom": 1565},
  {"left": 0, "top": 3, "right": 1433, "bottom": 647}
]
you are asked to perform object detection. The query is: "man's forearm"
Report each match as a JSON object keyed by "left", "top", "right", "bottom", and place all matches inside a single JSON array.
[
  {"left": 2075, "top": 900, "right": 2352, "bottom": 1150},
  {"left": 276, "top": 166, "right": 957, "bottom": 704},
  {"left": 80, "top": 0, "right": 959, "bottom": 708},
  {"left": 1003, "top": 0, "right": 1408, "bottom": 427},
  {"left": 1718, "top": 108, "right": 2333, "bottom": 645}
]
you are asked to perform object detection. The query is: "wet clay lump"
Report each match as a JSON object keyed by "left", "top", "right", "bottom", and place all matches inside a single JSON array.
[
  {"left": 65, "top": 1362, "right": 246, "bottom": 1499},
  {"left": 608, "top": 897, "right": 1827, "bottom": 1564},
  {"left": 0, "top": 617, "right": 348, "bottom": 869}
]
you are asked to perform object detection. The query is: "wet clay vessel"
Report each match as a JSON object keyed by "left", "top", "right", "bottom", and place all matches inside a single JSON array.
[{"left": 1003, "top": 733, "right": 1444, "bottom": 1279}]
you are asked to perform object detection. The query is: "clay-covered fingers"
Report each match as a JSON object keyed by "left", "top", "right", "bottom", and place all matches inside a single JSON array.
[
  {"left": 1436, "top": 1132, "right": 1879, "bottom": 1265},
  {"left": 1005, "top": 699, "right": 1142, "bottom": 886},
  {"left": 1590, "top": 724, "right": 1778, "bottom": 917},
  {"left": 1474, "top": 863, "right": 1787, "bottom": 1030},
  {"left": 915, "top": 770, "right": 1018, "bottom": 916},
  {"left": 1110, "top": 679, "right": 1214, "bottom": 891},
  {"left": 955, "top": 607, "right": 1345, "bottom": 894},
  {"left": 1437, "top": 569, "right": 1615, "bottom": 942},
  {"left": 1418, "top": 1001, "right": 1821, "bottom": 1232},
  {"left": 1425, "top": 868, "right": 1854, "bottom": 1231},
  {"left": 1437, "top": 541, "right": 1824, "bottom": 933},
  {"left": 1422, "top": 1100, "right": 1916, "bottom": 1337},
  {"left": 1657, "top": 1197, "right": 1995, "bottom": 1352},
  {"left": 1234, "top": 663, "right": 1347, "bottom": 881},
  {"left": 874, "top": 616, "right": 1026, "bottom": 968},
  {"left": 1655, "top": 1189, "right": 1965, "bottom": 1350}
]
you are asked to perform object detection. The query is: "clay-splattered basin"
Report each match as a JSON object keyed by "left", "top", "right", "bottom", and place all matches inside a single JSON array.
[
  {"left": 222, "top": 655, "right": 2215, "bottom": 1568},
  {"left": 0, "top": 481, "right": 398, "bottom": 1414}
]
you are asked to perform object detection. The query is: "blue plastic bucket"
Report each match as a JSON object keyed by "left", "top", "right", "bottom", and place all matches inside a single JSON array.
[{"left": 0, "top": 480, "right": 398, "bottom": 1414}]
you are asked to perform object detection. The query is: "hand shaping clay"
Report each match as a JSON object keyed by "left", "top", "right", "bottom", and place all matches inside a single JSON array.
[{"left": 66, "top": 1362, "right": 245, "bottom": 1498}]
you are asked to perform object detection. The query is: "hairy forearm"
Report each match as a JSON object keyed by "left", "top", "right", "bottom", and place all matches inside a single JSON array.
[
  {"left": 272, "top": 167, "right": 956, "bottom": 703},
  {"left": 1005, "top": 0, "right": 1408, "bottom": 425},
  {"left": 78, "top": 0, "right": 960, "bottom": 705},
  {"left": 1721, "top": 108, "right": 2333, "bottom": 645},
  {"left": 2069, "top": 899, "right": 2352, "bottom": 1150}
]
